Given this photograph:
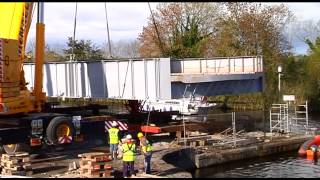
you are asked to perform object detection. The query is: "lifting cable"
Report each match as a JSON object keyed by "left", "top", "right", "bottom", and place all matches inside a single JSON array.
[
  {"left": 71, "top": 2, "right": 78, "bottom": 61},
  {"left": 148, "top": 2, "right": 165, "bottom": 55},
  {"left": 104, "top": 3, "right": 113, "bottom": 58},
  {"left": 121, "top": 60, "right": 130, "bottom": 98}
]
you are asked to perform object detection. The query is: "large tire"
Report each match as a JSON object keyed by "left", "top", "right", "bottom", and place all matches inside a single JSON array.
[
  {"left": 3, "top": 143, "right": 31, "bottom": 155},
  {"left": 46, "top": 116, "right": 75, "bottom": 146}
]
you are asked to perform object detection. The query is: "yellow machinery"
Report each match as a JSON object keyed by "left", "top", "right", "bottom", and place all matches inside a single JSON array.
[{"left": 0, "top": 2, "right": 45, "bottom": 114}]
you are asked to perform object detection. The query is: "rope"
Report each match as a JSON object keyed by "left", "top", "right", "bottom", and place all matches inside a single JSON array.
[
  {"left": 104, "top": 3, "right": 112, "bottom": 58},
  {"left": 71, "top": 2, "right": 78, "bottom": 61}
]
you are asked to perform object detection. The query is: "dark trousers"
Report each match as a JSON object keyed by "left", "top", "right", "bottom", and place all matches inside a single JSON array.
[
  {"left": 123, "top": 161, "right": 135, "bottom": 177},
  {"left": 144, "top": 153, "right": 152, "bottom": 174}
]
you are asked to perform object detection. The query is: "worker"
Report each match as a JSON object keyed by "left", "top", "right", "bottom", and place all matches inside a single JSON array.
[
  {"left": 137, "top": 132, "right": 153, "bottom": 174},
  {"left": 108, "top": 122, "right": 120, "bottom": 160},
  {"left": 311, "top": 144, "right": 318, "bottom": 162},
  {"left": 122, "top": 134, "right": 136, "bottom": 178}
]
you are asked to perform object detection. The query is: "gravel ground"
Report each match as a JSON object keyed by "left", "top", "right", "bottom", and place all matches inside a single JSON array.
[{"left": 14, "top": 137, "right": 192, "bottom": 178}]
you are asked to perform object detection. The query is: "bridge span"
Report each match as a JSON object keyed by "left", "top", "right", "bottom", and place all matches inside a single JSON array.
[{"left": 23, "top": 56, "right": 264, "bottom": 101}]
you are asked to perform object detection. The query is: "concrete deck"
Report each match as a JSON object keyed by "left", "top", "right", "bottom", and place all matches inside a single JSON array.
[{"left": 173, "top": 134, "right": 313, "bottom": 169}]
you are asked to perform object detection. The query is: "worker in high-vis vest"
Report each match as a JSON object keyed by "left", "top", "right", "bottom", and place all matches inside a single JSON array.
[
  {"left": 108, "top": 122, "right": 120, "bottom": 160},
  {"left": 122, "top": 134, "right": 136, "bottom": 178},
  {"left": 137, "top": 132, "right": 153, "bottom": 174}
]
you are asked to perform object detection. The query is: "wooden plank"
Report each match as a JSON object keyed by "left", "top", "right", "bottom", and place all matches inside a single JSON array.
[
  {"left": 80, "top": 170, "right": 111, "bottom": 178},
  {"left": 1, "top": 162, "right": 31, "bottom": 169},
  {"left": 1, "top": 157, "right": 30, "bottom": 164},
  {"left": 79, "top": 163, "right": 112, "bottom": 170},
  {"left": 79, "top": 152, "right": 110, "bottom": 162},
  {"left": 1, "top": 168, "right": 32, "bottom": 176}
]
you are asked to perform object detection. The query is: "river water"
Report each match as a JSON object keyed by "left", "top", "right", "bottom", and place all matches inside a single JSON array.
[{"left": 191, "top": 113, "right": 320, "bottom": 178}]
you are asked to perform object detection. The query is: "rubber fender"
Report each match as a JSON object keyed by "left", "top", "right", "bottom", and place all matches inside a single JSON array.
[{"left": 298, "top": 137, "right": 320, "bottom": 156}]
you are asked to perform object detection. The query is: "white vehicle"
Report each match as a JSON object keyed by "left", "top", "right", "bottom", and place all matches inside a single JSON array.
[{"left": 142, "top": 96, "right": 216, "bottom": 115}]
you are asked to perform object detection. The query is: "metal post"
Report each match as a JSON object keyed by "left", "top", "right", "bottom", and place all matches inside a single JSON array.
[
  {"left": 284, "top": 103, "right": 291, "bottom": 132},
  {"left": 306, "top": 101, "right": 309, "bottom": 128},
  {"left": 242, "top": 57, "right": 244, "bottom": 72},
  {"left": 232, "top": 112, "right": 236, "bottom": 147},
  {"left": 117, "top": 61, "right": 120, "bottom": 97},
  {"left": 278, "top": 72, "right": 281, "bottom": 92},
  {"left": 182, "top": 99, "right": 186, "bottom": 147},
  {"left": 131, "top": 59, "right": 135, "bottom": 99},
  {"left": 144, "top": 59, "right": 148, "bottom": 99},
  {"left": 228, "top": 58, "right": 230, "bottom": 73}
]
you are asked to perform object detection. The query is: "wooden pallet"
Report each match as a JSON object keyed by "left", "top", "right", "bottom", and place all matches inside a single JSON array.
[
  {"left": 0, "top": 152, "right": 32, "bottom": 176},
  {"left": 1, "top": 168, "right": 33, "bottom": 176},
  {"left": 1, "top": 153, "right": 30, "bottom": 163},
  {"left": 79, "top": 152, "right": 110, "bottom": 162}
]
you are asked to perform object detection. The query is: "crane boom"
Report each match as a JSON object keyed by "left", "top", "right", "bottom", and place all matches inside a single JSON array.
[{"left": 0, "top": 2, "right": 45, "bottom": 114}]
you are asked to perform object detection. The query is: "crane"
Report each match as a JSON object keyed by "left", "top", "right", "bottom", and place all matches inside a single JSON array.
[{"left": 0, "top": 2, "right": 45, "bottom": 115}]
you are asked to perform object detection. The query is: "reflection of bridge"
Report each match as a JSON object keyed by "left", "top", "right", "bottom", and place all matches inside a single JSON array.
[{"left": 23, "top": 56, "right": 264, "bottom": 100}]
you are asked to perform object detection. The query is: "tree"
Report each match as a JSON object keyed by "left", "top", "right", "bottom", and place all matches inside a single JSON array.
[
  {"left": 209, "top": 3, "right": 293, "bottom": 107},
  {"left": 303, "top": 37, "right": 320, "bottom": 111},
  {"left": 102, "top": 40, "right": 140, "bottom": 58},
  {"left": 25, "top": 38, "right": 65, "bottom": 62},
  {"left": 63, "top": 37, "right": 104, "bottom": 61},
  {"left": 138, "top": 2, "right": 223, "bottom": 58},
  {"left": 45, "top": 44, "right": 65, "bottom": 62}
]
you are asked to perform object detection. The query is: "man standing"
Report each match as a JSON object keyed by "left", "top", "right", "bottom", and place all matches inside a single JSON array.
[
  {"left": 122, "top": 134, "right": 136, "bottom": 178},
  {"left": 137, "top": 132, "right": 152, "bottom": 174},
  {"left": 108, "top": 122, "right": 120, "bottom": 160}
]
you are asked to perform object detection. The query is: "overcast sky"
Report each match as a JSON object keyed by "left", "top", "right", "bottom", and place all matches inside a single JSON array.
[{"left": 27, "top": 2, "right": 320, "bottom": 55}]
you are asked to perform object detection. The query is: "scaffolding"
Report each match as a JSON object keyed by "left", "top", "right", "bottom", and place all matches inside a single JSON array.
[
  {"left": 270, "top": 103, "right": 289, "bottom": 134},
  {"left": 269, "top": 101, "right": 309, "bottom": 136}
]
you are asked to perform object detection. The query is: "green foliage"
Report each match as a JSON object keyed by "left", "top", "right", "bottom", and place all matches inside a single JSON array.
[
  {"left": 63, "top": 37, "right": 104, "bottom": 61},
  {"left": 302, "top": 37, "right": 320, "bottom": 111},
  {"left": 166, "top": 15, "right": 210, "bottom": 58}
]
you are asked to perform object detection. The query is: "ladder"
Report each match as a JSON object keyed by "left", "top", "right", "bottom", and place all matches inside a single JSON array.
[
  {"left": 270, "top": 101, "right": 309, "bottom": 135},
  {"left": 292, "top": 101, "right": 309, "bottom": 134},
  {"left": 269, "top": 103, "right": 289, "bottom": 134}
]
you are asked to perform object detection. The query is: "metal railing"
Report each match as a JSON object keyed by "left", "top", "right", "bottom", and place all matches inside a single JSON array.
[{"left": 171, "top": 56, "right": 263, "bottom": 75}]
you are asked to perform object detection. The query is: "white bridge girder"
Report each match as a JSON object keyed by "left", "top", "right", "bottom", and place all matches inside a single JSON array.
[{"left": 23, "top": 56, "right": 263, "bottom": 101}]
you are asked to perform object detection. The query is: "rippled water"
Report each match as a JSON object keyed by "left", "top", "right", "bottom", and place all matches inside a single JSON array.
[
  {"left": 192, "top": 113, "right": 320, "bottom": 178},
  {"left": 193, "top": 151, "right": 320, "bottom": 178}
]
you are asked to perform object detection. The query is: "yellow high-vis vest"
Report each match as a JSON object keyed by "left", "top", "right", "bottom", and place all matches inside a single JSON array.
[
  {"left": 122, "top": 143, "right": 136, "bottom": 162},
  {"left": 142, "top": 140, "right": 153, "bottom": 153},
  {"left": 108, "top": 127, "right": 119, "bottom": 144}
]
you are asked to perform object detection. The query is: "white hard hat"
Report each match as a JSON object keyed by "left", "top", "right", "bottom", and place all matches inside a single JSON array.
[
  {"left": 126, "top": 134, "right": 132, "bottom": 140},
  {"left": 112, "top": 122, "right": 117, "bottom": 127}
]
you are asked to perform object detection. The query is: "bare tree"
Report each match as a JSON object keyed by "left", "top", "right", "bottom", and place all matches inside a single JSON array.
[
  {"left": 102, "top": 40, "right": 140, "bottom": 59},
  {"left": 291, "top": 19, "right": 320, "bottom": 44}
]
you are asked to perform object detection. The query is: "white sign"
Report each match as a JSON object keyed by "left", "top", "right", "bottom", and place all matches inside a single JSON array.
[{"left": 283, "top": 95, "right": 295, "bottom": 101}]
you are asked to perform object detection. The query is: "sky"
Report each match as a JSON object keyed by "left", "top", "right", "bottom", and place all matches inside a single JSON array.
[{"left": 27, "top": 2, "right": 320, "bottom": 55}]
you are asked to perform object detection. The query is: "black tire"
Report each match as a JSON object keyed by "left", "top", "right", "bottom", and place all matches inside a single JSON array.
[
  {"left": 3, "top": 143, "right": 31, "bottom": 155},
  {"left": 46, "top": 116, "right": 75, "bottom": 145}
]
